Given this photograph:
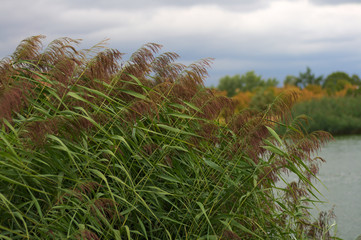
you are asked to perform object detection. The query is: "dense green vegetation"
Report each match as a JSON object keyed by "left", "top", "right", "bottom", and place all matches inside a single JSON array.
[
  {"left": 0, "top": 36, "right": 336, "bottom": 239},
  {"left": 292, "top": 96, "right": 361, "bottom": 135}
]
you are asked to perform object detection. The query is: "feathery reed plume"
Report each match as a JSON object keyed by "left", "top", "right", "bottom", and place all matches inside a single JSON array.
[
  {"left": 0, "top": 57, "right": 13, "bottom": 86},
  {"left": 12, "top": 35, "right": 44, "bottom": 62},
  {"left": 123, "top": 43, "right": 162, "bottom": 79},
  {"left": 84, "top": 49, "right": 123, "bottom": 82}
]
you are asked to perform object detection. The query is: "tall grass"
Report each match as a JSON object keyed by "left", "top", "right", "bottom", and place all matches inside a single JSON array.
[
  {"left": 292, "top": 96, "right": 361, "bottom": 135},
  {"left": 0, "top": 36, "right": 336, "bottom": 239}
]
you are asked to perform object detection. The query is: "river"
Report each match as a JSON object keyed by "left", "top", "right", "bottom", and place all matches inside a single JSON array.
[{"left": 311, "top": 135, "right": 361, "bottom": 240}]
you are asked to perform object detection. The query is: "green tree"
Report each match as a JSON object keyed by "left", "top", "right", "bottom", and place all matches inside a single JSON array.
[
  {"left": 351, "top": 74, "right": 361, "bottom": 85},
  {"left": 217, "top": 74, "right": 241, "bottom": 97},
  {"left": 284, "top": 75, "right": 298, "bottom": 86},
  {"left": 296, "top": 67, "right": 323, "bottom": 88},
  {"left": 217, "top": 71, "right": 278, "bottom": 97},
  {"left": 249, "top": 87, "right": 276, "bottom": 111},
  {"left": 323, "top": 71, "right": 355, "bottom": 94}
]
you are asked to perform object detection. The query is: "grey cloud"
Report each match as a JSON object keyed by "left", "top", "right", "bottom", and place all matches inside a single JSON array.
[
  {"left": 60, "top": 0, "right": 276, "bottom": 12},
  {"left": 310, "top": 0, "right": 361, "bottom": 5},
  {"left": 1, "top": 0, "right": 361, "bottom": 87}
]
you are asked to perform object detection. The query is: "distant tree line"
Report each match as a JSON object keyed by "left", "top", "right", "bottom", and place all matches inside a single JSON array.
[
  {"left": 217, "top": 67, "right": 361, "bottom": 97},
  {"left": 284, "top": 67, "right": 361, "bottom": 95},
  {"left": 217, "top": 71, "right": 278, "bottom": 97},
  {"left": 216, "top": 67, "right": 361, "bottom": 135}
]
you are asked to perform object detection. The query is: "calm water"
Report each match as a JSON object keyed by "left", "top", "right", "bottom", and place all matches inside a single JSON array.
[{"left": 312, "top": 135, "right": 361, "bottom": 240}]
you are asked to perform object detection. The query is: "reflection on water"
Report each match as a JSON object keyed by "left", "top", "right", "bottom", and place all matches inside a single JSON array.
[{"left": 313, "top": 135, "right": 361, "bottom": 240}]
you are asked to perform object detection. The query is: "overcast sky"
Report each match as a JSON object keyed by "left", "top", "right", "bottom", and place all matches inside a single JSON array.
[{"left": 1, "top": 0, "right": 361, "bottom": 86}]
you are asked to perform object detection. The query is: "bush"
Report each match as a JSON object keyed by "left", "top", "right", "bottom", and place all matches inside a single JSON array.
[{"left": 0, "top": 36, "right": 335, "bottom": 239}]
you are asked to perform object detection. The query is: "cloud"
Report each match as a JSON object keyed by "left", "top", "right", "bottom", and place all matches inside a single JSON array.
[
  {"left": 310, "top": 0, "right": 361, "bottom": 5},
  {"left": 1, "top": 0, "right": 361, "bottom": 86},
  {"left": 2, "top": 0, "right": 360, "bottom": 54},
  {"left": 62, "top": 0, "right": 275, "bottom": 11}
]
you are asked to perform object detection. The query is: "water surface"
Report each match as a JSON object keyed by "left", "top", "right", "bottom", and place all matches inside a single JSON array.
[{"left": 313, "top": 135, "right": 361, "bottom": 240}]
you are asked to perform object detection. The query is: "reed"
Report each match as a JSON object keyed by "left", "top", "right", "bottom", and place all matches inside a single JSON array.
[{"left": 0, "top": 36, "right": 335, "bottom": 239}]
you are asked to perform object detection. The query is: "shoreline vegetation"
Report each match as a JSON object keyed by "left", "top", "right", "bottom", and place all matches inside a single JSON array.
[
  {"left": 215, "top": 69, "right": 361, "bottom": 136},
  {"left": 0, "top": 36, "right": 337, "bottom": 239}
]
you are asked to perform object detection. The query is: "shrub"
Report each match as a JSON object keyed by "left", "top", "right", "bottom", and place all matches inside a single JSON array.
[{"left": 0, "top": 36, "right": 334, "bottom": 239}]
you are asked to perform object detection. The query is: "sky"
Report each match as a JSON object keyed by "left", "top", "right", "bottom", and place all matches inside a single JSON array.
[{"left": 1, "top": 0, "right": 361, "bottom": 86}]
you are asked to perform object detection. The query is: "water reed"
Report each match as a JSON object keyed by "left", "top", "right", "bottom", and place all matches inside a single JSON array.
[{"left": 0, "top": 36, "right": 335, "bottom": 239}]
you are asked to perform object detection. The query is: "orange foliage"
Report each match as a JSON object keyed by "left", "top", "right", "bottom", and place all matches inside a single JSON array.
[
  {"left": 211, "top": 88, "right": 228, "bottom": 97},
  {"left": 222, "top": 81, "right": 359, "bottom": 111},
  {"left": 334, "top": 83, "right": 358, "bottom": 97},
  {"left": 232, "top": 91, "right": 253, "bottom": 110},
  {"left": 298, "top": 84, "right": 326, "bottom": 101}
]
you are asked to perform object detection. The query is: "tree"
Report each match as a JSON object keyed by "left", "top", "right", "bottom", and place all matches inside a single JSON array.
[
  {"left": 249, "top": 87, "right": 276, "bottom": 111},
  {"left": 217, "top": 74, "right": 241, "bottom": 97},
  {"left": 284, "top": 75, "right": 298, "bottom": 86},
  {"left": 217, "top": 71, "right": 278, "bottom": 97},
  {"left": 296, "top": 67, "right": 323, "bottom": 88},
  {"left": 351, "top": 74, "right": 361, "bottom": 86},
  {"left": 323, "top": 71, "right": 355, "bottom": 94}
]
